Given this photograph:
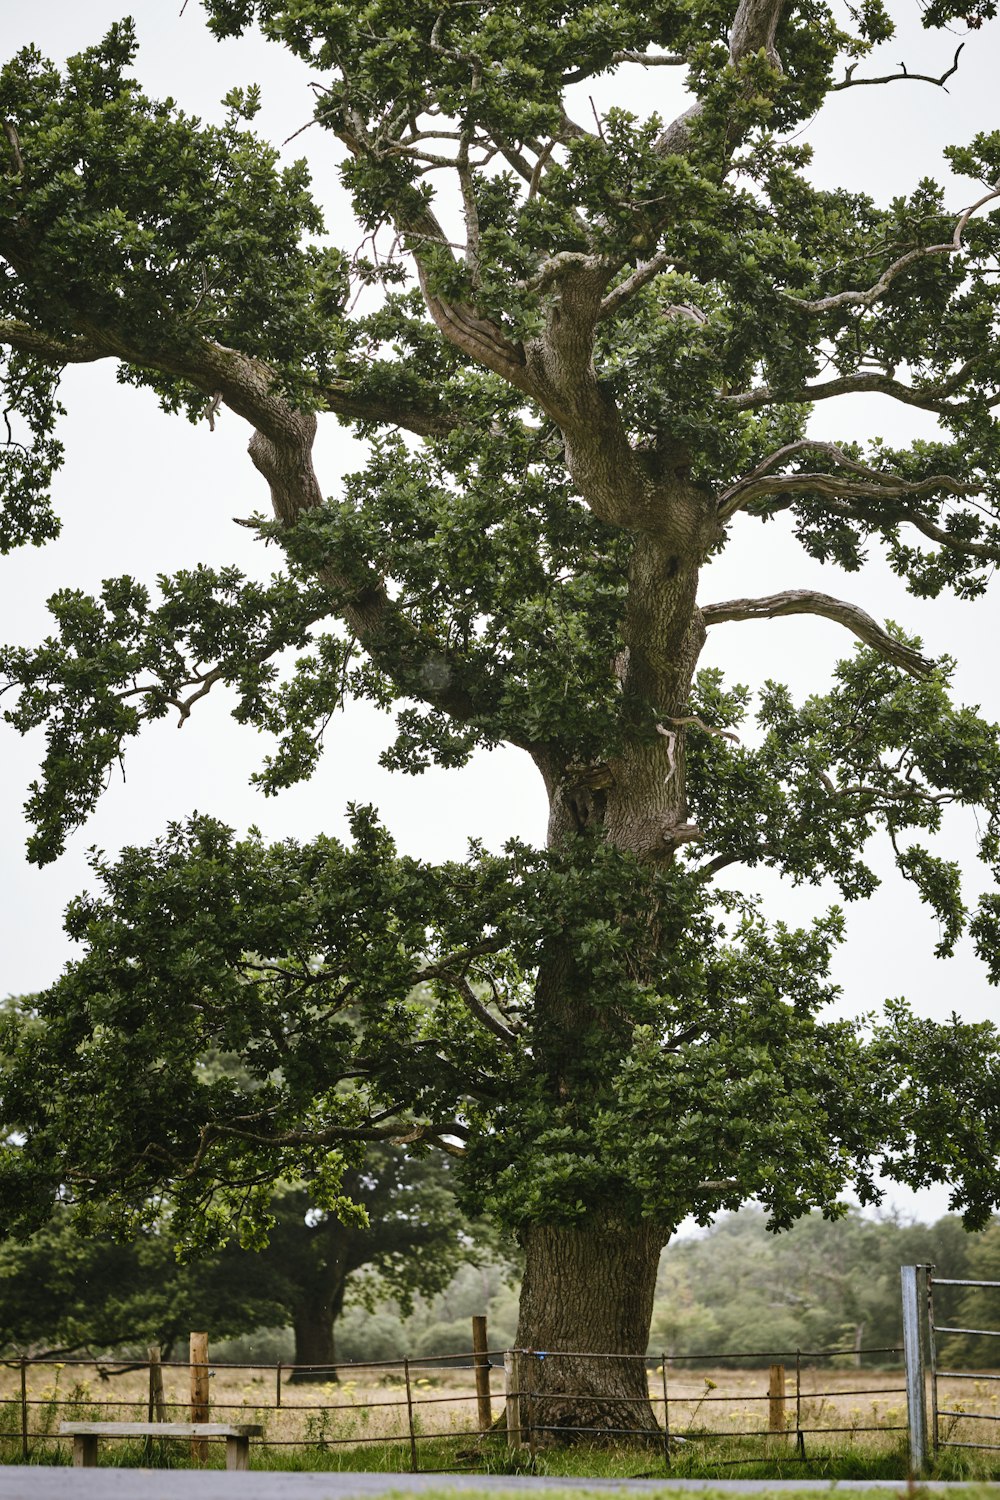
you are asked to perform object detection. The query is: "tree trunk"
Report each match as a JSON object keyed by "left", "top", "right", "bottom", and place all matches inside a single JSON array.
[
  {"left": 289, "top": 1287, "right": 343, "bottom": 1383},
  {"left": 515, "top": 527, "right": 710, "bottom": 1441},
  {"left": 514, "top": 1218, "right": 665, "bottom": 1443}
]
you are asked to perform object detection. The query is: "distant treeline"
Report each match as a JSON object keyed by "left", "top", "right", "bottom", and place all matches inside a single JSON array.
[
  {"left": 260, "top": 1207, "right": 1000, "bottom": 1369},
  {"left": 650, "top": 1208, "right": 1000, "bottom": 1367},
  {"left": 2, "top": 1203, "right": 998, "bottom": 1370}
]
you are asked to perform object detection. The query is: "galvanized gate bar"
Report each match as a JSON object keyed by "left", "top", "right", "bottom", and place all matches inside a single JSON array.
[
  {"left": 930, "top": 1278, "right": 1000, "bottom": 1288},
  {"left": 927, "top": 1266, "right": 939, "bottom": 1455},
  {"left": 928, "top": 1264, "right": 1000, "bottom": 1457}
]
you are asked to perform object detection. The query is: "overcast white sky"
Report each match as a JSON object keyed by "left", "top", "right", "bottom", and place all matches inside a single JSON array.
[{"left": 2, "top": 2, "right": 997, "bottom": 1224}]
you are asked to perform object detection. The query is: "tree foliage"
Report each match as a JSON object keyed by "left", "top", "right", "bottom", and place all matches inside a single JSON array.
[{"left": 937, "top": 1221, "right": 1000, "bottom": 1370}]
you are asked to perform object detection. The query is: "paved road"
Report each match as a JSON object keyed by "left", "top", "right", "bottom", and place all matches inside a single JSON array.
[{"left": 0, "top": 1471, "right": 994, "bottom": 1499}]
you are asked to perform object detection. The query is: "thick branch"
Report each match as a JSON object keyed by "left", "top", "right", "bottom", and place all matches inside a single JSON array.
[
  {"left": 0, "top": 318, "right": 107, "bottom": 365},
  {"left": 315, "top": 376, "right": 460, "bottom": 438},
  {"left": 334, "top": 109, "right": 526, "bottom": 389},
  {"left": 2, "top": 120, "right": 25, "bottom": 176},
  {"left": 598, "top": 251, "right": 681, "bottom": 320},
  {"left": 718, "top": 439, "right": 981, "bottom": 520},
  {"left": 702, "top": 590, "right": 934, "bottom": 677},
  {"left": 656, "top": 0, "right": 785, "bottom": 157},
  {"left": 722, "top": 360, "right": 993, "bottom": 415}
]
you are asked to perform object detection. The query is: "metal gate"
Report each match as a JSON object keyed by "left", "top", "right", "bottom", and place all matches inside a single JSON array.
[
  {"left": 927, "top": 1267, "right": 1000, "bottom": 1459},
  {"left": 901, "top": 1263, "right": 1000, "bottom": 1472}
]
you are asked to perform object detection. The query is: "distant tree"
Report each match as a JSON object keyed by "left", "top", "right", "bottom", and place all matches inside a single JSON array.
[
  {"left": 0, "top": 1209, "right": 281, "bottom": 1361},
  {"left": 259, "top": 1149, "right": 475, "bottom": 1380},
  {"left": 650, "top": 1209, "right": 978, "bottom": 1362},
  {"left": 0, "top": 1146, "right": 472, "bottom": 1379}
]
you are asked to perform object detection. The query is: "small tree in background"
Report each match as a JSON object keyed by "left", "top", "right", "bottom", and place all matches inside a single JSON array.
[{"left": 0, "top": 1146, "right": 472, "bottom": 1377}]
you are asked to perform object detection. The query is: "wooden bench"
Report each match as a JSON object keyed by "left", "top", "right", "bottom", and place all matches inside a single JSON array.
[{"left": 58, "top": 1421, "right": 264, "bottom": 1470}]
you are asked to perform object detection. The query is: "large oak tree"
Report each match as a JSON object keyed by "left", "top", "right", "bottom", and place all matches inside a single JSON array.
[{"left": 3, "top": 0, "right": 1000, "bottom": 1439}]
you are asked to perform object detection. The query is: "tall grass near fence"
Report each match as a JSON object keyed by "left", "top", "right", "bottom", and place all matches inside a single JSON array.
[{"left": 1, "top": 1340, "right": 998, "bottom": 1477}]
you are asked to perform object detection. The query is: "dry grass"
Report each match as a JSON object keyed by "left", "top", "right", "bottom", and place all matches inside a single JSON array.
[{"left": 1, "top": 1355, "right": 998, "bottom": 1472}]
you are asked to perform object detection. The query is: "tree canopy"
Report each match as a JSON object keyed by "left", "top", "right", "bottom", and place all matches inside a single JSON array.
[
  {"left": 0, "top": 1146, "right": 471, "bottom": 1375},
  {"left": 3, "top": 0, "right": 1000, "bottom": 1432}
]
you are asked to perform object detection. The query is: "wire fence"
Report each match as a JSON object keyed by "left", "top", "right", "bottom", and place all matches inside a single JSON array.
[{"left": 0, "top": 1337, "right": 916, "bottom": 1472}]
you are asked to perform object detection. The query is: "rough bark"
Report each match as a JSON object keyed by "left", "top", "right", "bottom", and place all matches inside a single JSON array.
[
  {"left": 288, "top": 1275, "right": 347, "bottom": 1383},
  {"left": 285, "top": 1208, "right": 352, "bottom": 1384},
  {"left": 514, "top": 1219, "right": 666, "bottom": 1443}
]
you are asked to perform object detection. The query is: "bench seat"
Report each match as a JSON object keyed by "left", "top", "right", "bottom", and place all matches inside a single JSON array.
[{"left": 58, "top": 1421, "right": 264, "bottom": 1470}]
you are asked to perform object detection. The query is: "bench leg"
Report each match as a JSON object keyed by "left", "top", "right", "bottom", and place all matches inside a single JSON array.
[
  {"left": 226, "top": 1435, "right": 250, "bottom": 1471},
  {"left": 73, "top": 1435, "right": 99, "bottom": 1468}
]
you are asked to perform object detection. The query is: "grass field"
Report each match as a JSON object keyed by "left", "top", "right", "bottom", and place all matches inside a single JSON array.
[{"left": 2, "top": 1357, "right": 998, "bottom": 1480}]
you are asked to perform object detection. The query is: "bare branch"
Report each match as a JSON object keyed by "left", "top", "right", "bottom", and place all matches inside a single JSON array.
[
  {"left": 444, "top": 972, "right": 520, "bottom": 1050},
  {"left": 457, "top": 124, "right": 482, "bottom": 287},
  {"left": 702, "top": 590, "right": 934, "bottom": 678},
  {"left": 831, "top": 43, "right": 963, "bottom": 91},
  {"left": 527, "top": 138, "right": 555, "bottom": 201},
  {"left": 561, "top": 49, "right": 684, "bottom": 84},
  {"left": 166, "top": 667, "right": 225, "bottom": 726},
  {"left": 659, "top": 713, "right": 740, "bottom": 744}
]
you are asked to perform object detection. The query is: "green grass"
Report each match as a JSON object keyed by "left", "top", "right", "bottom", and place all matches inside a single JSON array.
[
  {"left": 5, "top": 1431, "right": 1000, "bottom": 1484},
  {"left": 3, "top": 1409, "right": 1000, "bottom": 1484}
]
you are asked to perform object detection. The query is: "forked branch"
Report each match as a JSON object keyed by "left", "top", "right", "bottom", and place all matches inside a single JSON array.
[
  {"left": 721, "top": 360, "right": 993, "bottom": 415},
  {"left": 718, "top": 438, "right": 980, "bottom": 519},
  {"left": 784, "top": 184, "right": 1000, "bottom": 315}
]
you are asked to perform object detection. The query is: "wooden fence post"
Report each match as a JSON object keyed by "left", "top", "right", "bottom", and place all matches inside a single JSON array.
[
  {"left": 190, "top": 1331, "right": 210, "bottom": 1464},
  {"left": 768, "top": 1363, "right": 786, "bottom": 1439},
  {"left": 472, "top": 1316, "right": 492, "bottom": 1433},
  {"left": 504, "top": 1350, "right": 523, "bottom": 1448},
  {"left": 144, "top": 1344, "right": 167, "bottom": 1461},
  {"left": 147, "top": 1344, "right": 167, "bottom": 1422}
]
